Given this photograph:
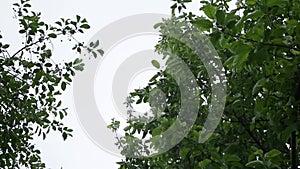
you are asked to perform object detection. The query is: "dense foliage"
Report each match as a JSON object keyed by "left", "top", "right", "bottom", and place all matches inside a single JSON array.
[
  {"left": 0, "top": 0, "right": 102, "bottom": 168},
  {"left": 112, "top": 0, "right": 300, "bottom": 168}
]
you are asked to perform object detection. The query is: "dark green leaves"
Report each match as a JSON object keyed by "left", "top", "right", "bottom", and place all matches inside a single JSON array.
[
  {"left": 48, "top": 33, "right": 57, "bottom": 38},
  {"left": 61, "top": 82, "right": 66, "bottom": 91},
  {"left": 80, "top": 24, "right": 90, "bottom": 29}
]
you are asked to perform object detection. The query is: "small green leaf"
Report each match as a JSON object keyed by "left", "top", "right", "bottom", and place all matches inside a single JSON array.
[
  {"left": 44, "top": 63, "right": 52, "bottom": 67},
  {"left": 153, "top": 22, "right": 162, "bottom": 29},
  {"left": 151, "top": 60, "right": 160, "bottom": 69},
  {"left": 93, "top": 40, "right": 99, "bottom": 48},
  {"left": 2, "top": 44, "right": 10, "bottom": 49},
  {"left": 80, "top": 24, "right": 90, "bottom": 29},
  {"left": 73, "top": 64, "right": 84, "bottom": 71},
  {"left": 89, "top": 42, "right": 94, "bottom": 48},
  {"left": 48, "top": 33, "right": 57, "bottom": 38},
  {"left": 92, "top": 51, "right": 97, "bottom": 58},
  {"left": 61, "top": 82, "right": 66, "bottom": 91},
  {"left": 62, "top": 132, "right": 68, "bottom": 140},
  {"left": 76, "top": 15, "right": 81, "bottom": 22},
  {"left": 97, "top": 49, "right": 104, "bottom": 56}
]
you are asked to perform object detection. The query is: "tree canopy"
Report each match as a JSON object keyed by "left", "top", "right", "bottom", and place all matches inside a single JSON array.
[
  {"left": 111, "top": 0, "right": 300, "bottom": 168},
  {"left": 0, "top": 0, "right": 102, "bottom": 168}
]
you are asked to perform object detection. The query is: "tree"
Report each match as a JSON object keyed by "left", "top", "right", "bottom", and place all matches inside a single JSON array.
[
  {"left": 111, "top": 0, "right": 300, "bottom": 168},
  {"left": 0, "top": 0, "right": 102, "bottom": 168}
]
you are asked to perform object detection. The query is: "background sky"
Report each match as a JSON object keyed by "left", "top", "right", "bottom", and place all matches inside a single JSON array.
[{"left": 0, "top": 0, "right": 202, "bottom": 168}]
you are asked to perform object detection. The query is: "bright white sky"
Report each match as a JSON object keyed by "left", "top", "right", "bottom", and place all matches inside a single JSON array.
[{"left": 0, "top": 0, "right": 203, "bottom": 168}]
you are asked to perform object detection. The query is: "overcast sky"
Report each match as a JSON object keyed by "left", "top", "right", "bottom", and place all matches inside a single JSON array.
[{"left": 0, "top": 0, "right": 203, "bottom": 168}]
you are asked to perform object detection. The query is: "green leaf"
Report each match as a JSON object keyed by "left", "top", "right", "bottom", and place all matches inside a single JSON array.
[
  {"left": 265, "top": 149, "right": 281, "bottom": 159},
  {"left": 233, "top": 44, "right": 252, "bottom": 69},
  {"left": 245, "top": 160, "right": 264, "bottom": 168},
  {"left": 97, "top": 49, "right": 104, "bottom": 56},
  {"left": 179, "top": 147, "right": 190, "bottom": 159},
  {"left": 73, "top": 64, "right": 84, "bottom": 71},
  {"left": 93, "top": 40, "right": 99, "bottom": 48},
  {"left": 62, "top": 132, "right": 68, "bottom": 140},
  {"left": 48, "top": 33, "right": 57, "bottom": 38},
  {"left": 153, "top": 22, "right": 162, "bottom": 29},
  {"left": 89, "top": 42, "right": 94, "bottom": 48},
  {"left": 76, "top": 15, "right": 81, "bottom": 22},
  {"left": 2, "top": 44, "right": 10, "bottom": 49},
  {"left": 61, "top": 82, "right": 66, "bottom": 91},
  {"left": 216, "top": 10, "right": 225, "bottom": 25},
  {"left": 224, "top": 154, "right": 241, "bottom": 162},
  {"left": 80, "top": 24, "right": 90, "bottom": 29},
  {"left": 44, "top": 63, "right": 52, "bottom": 67},
  {"left": 152, "top": 127, "right": 162, "bottom": 136},
  {"left": 151, "top": 60, "right": 160, "bottom": 69},
  {"left": 198, "top": 159, "right": 211, "bottom": 168},
  {"left": 193, "top": 18, "right": 213, "bottom": 30},
  {"left": 92, "top": 51, "right": 97, "bottom": 58},
  {"left": 202, "top": 5, "right": 216, "bottom": 19}
]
